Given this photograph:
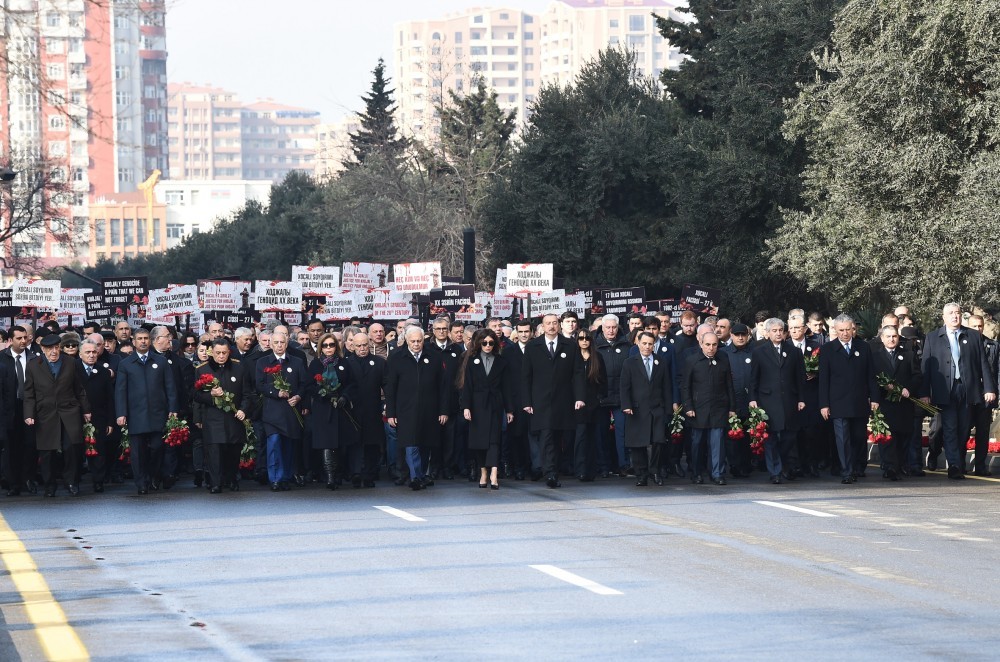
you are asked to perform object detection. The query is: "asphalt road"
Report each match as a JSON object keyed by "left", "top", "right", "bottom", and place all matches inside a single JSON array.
[{"left": 1, "top": 469, "right": 999, "bottom": 661}]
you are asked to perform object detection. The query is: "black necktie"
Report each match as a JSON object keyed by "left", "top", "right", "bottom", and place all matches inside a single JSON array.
[
  {"left": 13, "top": 354, "right": 23, "bottom": 399},
  {"left": 548, "top": 341, "right": 555, "bottom": 358},
  {"left": 140, "top": 354, "right": 147, "bottom": 365}
]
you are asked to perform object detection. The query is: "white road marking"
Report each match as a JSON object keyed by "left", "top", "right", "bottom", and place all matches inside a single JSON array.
[
  {"left": 754, "top": 500, "right": 838, "bottom": 518},
  {"left": 529, "top": 565, "right": 623, "bottom": 595},
  {"left": 374, "top": 506, "right": 426, "bottom": 522}
]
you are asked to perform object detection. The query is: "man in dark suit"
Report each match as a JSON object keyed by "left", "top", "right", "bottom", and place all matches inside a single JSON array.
[
  {"left": 788, "top": 317, "right": 826, "bottom": 477},
  {"left": 194, "top": 340, "right": 254, "bottom": 493},
  {"left": 967, "top": 314, "right": 998, "bottom": 476},
  {"left": 819, "top": 314, "right": 880, "bottom": 484},
  {"left": 384, "top": 325, "right": 449, "bottom": 490},
  {"left": 620, "top": 332, "right": 674, "bottom": 486},
  {"left": 725, "top": 323, "right": 754, "bottom": 477},
  {"left": 152, "top": 325, "right": 194, "bottom": 488},
  {"left": 503, "top": 320, "right": 533, "bottom": 480},
  {"left": 255, "top": 330, "right": 307, "bottom": 491},
  {"left": 749, "top": 318, "right": 806, "bottom": 484},
  {"left": 79, "top": 339, "right": 115, "bottom": 493},
  {"left": 872, "top": 325, "right": 922, "bottom": 480},
  {"left": 1, "top": 326, "right": 38, "bottom": 495},
  {"left": 114, "top": 327, "right": 178, "bottom": 494},
  {"left": 426, "top": 315, "right": 463, "bottom": 479},
  {"left": 521, "top": 313, "right": 585, "bottom": 488},
  {"left": 345, "top": 334, "right": 386, "bottom": 487},
  {"left": 920, "top": 303, "right": 996, "bottom": 479},
  {"left": 24, "top": 335, "right": 91, "bottom": 497},
  {"left": 681, "top": 332, "right": 736, "bottom": 485}
]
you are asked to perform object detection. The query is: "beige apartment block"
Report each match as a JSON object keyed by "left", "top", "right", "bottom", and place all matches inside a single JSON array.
[
  {"left": 315, "top": 116, "right": 361, "bottom": 179},
  {"left": 168, "top": 84, "right": 320, "bottom": 182},
  {"left": 393, "top": 6, "right": 541, "bottom": 143},
  {"left": 392, "top": 0, "right": 684, "bottom": 143}
]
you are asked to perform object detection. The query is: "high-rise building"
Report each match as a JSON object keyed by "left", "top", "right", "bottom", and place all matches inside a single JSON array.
[
  {"left": 392, "top": 0, "right": 683, "bottom": 142},
  {"left": 315, "top": 116, "right": 361, "bottom": 179},
  {"left": 0, "top": 0, "right": 168, "bottom": 270},
  {"left": 167, "top": 84, "right": 320, "bottom": 182},
  {"left": 539, "top": 0, "right": 685, "bottom": 87},
  {"left": 393, "top": 7, "right": 541, "bottom": 143}
]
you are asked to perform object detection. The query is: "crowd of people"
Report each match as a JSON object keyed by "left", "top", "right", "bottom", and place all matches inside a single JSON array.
[{"left": 0, "top": 301, "right": 995, "bottom": 498}]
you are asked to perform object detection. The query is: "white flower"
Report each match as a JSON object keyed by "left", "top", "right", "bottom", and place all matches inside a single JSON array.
[
  {"left": 745, "top": 358, "right": 751, "bottom": 364},
  {"left": 369, "top": 360, "right": 375, "bottom": 366},
  {"left": 560, "top": 352, "right": 566, "bottom": 358},
  {"left": 854, "top": 351, "right": 860, "bottom": 357},
  {"left": 474, "top": 358, "right": 480, "bottom": 364},
  {"left": 287, "top": 367, "right": 293, "bottom": 373},
  {"left": 231, "top": 376, "right": 237, "bottom": 382}
]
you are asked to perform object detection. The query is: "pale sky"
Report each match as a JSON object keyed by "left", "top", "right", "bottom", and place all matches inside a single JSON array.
[{"left": 165, "top": 0, "right": 552, "bottom": 123}]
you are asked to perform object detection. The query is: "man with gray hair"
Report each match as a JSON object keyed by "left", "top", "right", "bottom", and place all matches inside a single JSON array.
[
  {"left": 749, "top": 318, "right": 806, "bottom": 484},
  {"left": 595, "top": 313, "right": 631, "bottom": 477},
  {"left": 819, "top": 314, "right": 880, "bottom": 484},
  {"left": 920, "top": 303, "right": 996, "bottom": 478}
]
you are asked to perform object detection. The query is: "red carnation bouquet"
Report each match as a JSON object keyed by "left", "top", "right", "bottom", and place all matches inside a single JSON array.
[
  {"left": 264, "top": 363, "right": 303, "bottom": 426},
  {"left": 669, "top": 408, "right": 685, "bottom": 443},
  {"left": 118, "top": 424, "right": 130, "bottom": 461},
  {"left": 194, "top": 372, "right": 238, "bottom": 413},
  {"left": 163, "top": 414, "right": 190, "bottom": 447},
  {"left": 803, "top": 347, "right": 820, "bottom": 375},
  {"left": 83, "top": 421, "right": 98, "bottom": 458},
  {"left": 727, "top": 413, "right": 745, "bottom": 440},
  {"left": 867, "top": 408, "right": 891, "bottom": 445},
  {"left": 746, "top": 406, "right": 769, "bottom": 456},
  {"left": 239, "top": 421, "right": 257, "bottom": 472}
]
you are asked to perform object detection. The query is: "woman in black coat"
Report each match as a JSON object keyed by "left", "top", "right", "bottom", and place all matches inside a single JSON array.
[
  {"left": 459, "top": 329, "right": 513, "bottom": 489},
  {"left": 574, "top": 329, "right": 607, "bottom": 481},
  {"left": 307, "top": 333, "right": 358, "bottom": 489}
]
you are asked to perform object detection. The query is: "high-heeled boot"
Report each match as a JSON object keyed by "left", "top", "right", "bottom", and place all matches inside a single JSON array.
[{"left": 323, "top": 449, "right": 338, "bottom": 490}]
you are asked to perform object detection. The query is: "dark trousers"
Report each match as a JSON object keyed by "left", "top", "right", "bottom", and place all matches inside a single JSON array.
[
  {"left": 573, "top": 409, "right": 600, "bottom": 478},
  {"left": 832, "top": 417, "right": 866, "bottom": 478},
  {"left": 206, "top": 443, "right": 239, "bottom": 487},
  {"left": 130, "top": 432, "right": 164, "bottom": 490},
  {"left": 940, "top": 381, "right": 972, "bottom": 471},
  {"left": 343, "top": 443, "right": 379, "bottom": 478},
  {"left": 40, "top": 429, "right": 80, "bottom": 488},
  {"left": 691, "top": 428, "right": 726, "bottom": 479},
  {"left": 360, "top": 445, "right": 381, "bottom": 480},
  {"left": 86, "top": 427, "right": 114, "bottom": 485},
  {"left": 3, "top": 405, "right": 36, "bottom": 488},
  {"left": 631, "top": 445, "right": 650, "bottom": 476},
  {"left": 438, "top": 417, "right": 457, "bottom": 473},
  {"left": 764, "top": 429, "right": 795, "bottom": 477},
  {"left": 972, "top": 403, "right": 995, "bottom": 472},
  {"left": 880, "top": 426, "right": 910, "bottom": 474},
  {"left": 540, "top": 429, "right": 571, "bottom": 478}
]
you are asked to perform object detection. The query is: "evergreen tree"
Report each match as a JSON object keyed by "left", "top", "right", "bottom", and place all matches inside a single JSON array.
[{"left": 347, "top": 58, "right": 408, "bottom": 168}]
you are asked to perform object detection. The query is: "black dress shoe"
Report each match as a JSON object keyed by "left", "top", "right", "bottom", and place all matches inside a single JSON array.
[
  {"left": 673, "top": 463, "right": 686, "bottom": 478},
  {"left": 394, "top": 477, "right": 407, "bottom": 486},
  {"left": 193, "top": 471, "right": 203, "bottom": 488},
  {"left": 137, "top": 488, "right": 148, "bottom": 495},
  {"left": 909, "top": 468, "right": 926, "bottom": 477},
  {"left": 352, "top": 474, "right": 363, "bottom": 488},
  {"left": 841, "top": 477, "right": 853, "bottom": 484},
  {"left": 24, "top": 480, "right": 37, "bottom": 495},
  {"left": 947, "top": 467, "right": 965, "bottom": 480},
  {"left": 479, "top": 481, "right": 488, "bottom": 488},
  {"left": 771, "top": 475, "right": 782, "bottom": 485},
  {"left": 93, "top": 482, "right": 104, "bottom": 493},
  {"left": 653, "top": 474, "right": 664, "bottom": 486},
  {"left": 270, "top": 482, "right": 281, "bottom": 492},
  {"left": 410, "top": 478, "right": 423, "bottom": 491},
  {"left": 972, "top": 469, "right": 994, "bottom": 477},
  {"left": 231, "top": 481, "right": 240, "bottom": 492},
  {"left": 515, "top": 470, "right": 526, "bottom": 481},
  {"left": 780, "top": 471, "right": 796, "bottom": 482},
  {"left": 363, "top": 479, "right": 376, "bottom": 488},
  {"left": 44, "top": 487, "right": 56, "bottom": 497},
  {"left": 293, "top": 475, "right": 306, "bottom": 487},
  {"left": 67, "top": 484, "right": 80, "bottom": 496},
  {"left": 421, "top": 477, "right": 435, "bottom": 488},
  {"left": 279, "top": 481, "right": 291, "bottom": 491},
  {"left": 545, "top": 476, "right": 561, "bottom": 488},
  {"left": 714, "top": 477, "right": 727, "bottom": 486},
  {"left": 927, "top": 459, "right": 939, "bottom": 471},
  {"left": 579, "top": 475, "right": 595, "bottom": 482},
  {"left": 150, "top": 479, "right": 161, "bottom": 491},
  {"left": 490, "top": 482, "right": 499, "bottom": 490},
  {"left": 635, "top": 476, "right": 648, "bottom": 486},
  {"left": 694, "top": 475, "right": 704, "bottom": 485},
  {"left": 883, "top": 469, "right": 899, "bottom": 481},
  {"left": 808, "top": 468, "right": 821, "bottom": 478},
  {"left": 256, "top": 474, "right": 269, "bottom": 486},
  {"left": 530, "top": 470, "right": 543, "bottom": 482},
  {"left": 210, "top": 486, "right": 223, "bottom": 494},
  {"left": 162, "top": 475, "right": 177, "bottom": 490},
  {"left": 855, "top": 471, "right": 866, "bottom": 479}
]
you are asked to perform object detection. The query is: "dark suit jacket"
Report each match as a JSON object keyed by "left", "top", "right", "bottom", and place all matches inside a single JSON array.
[
  {"left": 920, "top": 326, "right": 995, "bottom": 406},
  {"left": 818, "top": 338, "right": 880, "bottom": 418},
  {"left": 521, "top": 335, "right": 585, "bottom": 432},
  {"left": 157, "top": 349, "right": 194, "bottom": 417},
  {"left": 24, "top": 356, "right": 90, "bottom": 451},
  {"left": 749, "top": 341, "right": 805, "bottom": 432},
  {"left": 345, "top": 353, "right": 387, "bottom": 447},
  {"left": 255, "top": 353, "right": 307, "bottom": 440},
  {"left": 427, "top": 342, "right": 463, "bottom": 416},
  {"left": 115, "top": 352, "right": 178, "bottom": 435},
  {"left": 725, "top": 343, "right": 754, "bottom": 418},
  {"left": 384, "top": 345, "right": 448, "bottom": 448},
  {"left": 78, "top": 360, "right": 115, "bottom": 433},
  {"left": 871, "top": 344, "right": 921, "bottom": 433},
  {"left": 620, "top": 353, "right": 672, "bottom": 447},
  {"left": 681, "top": 351, "right": 736, "bottom": 429},
  {"left": 193, "top": 358, "right": 254, "bottom": 445},
  {"left": 459, "top": 353, "right": 513, "bottom": 451}
]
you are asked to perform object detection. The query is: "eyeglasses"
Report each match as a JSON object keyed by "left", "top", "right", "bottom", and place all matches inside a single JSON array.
[
  {"left": 481, "top": 340, "right": 495, "bottom": 347},
  {"left": 321, "top": 342, "right": 337, "bottom": 348},
  {"left": 185, "top": 342, "right": 197, "bottom": 347},
  {"left": 63, "top": 343, "right": 79, "bottom": 348},
  {"left": 577, "top": 337, "right": 590, "bottom": 342}
]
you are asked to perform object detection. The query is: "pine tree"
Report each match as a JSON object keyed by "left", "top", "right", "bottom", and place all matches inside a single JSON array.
[{"left": 347, "top": 58, "right": 408, "bottom": 168}]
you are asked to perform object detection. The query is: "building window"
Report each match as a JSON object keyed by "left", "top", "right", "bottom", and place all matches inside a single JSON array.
[
  {"left": 47, "top": 63, "right": 65, "bottom": 80},
  {"left": 46, "top": 12, "right": 61, "bottom": 27},
  {"left": 500, "top": 13, "right": 509, "bottom": 20},
  {"left": 116, "top": 91, "right": 131, "bottom": 106},
  {"left": 153, "top": 220, "right": 161, "bottom": 246},
  {"left": 118, "top": 168, "right": 134, "bottom": 183},
  {"left": 629, "top": 15, "right": 645, "bottom": 31},
  {"left": 471, "top": 46, "right": 487, "bottom": 55},
  {"left": 49, "top": 115, "right": 66, "bottom": 131},
  {"left": 110, "top": 219, "right": 121, "bottom": 245},
  {"left": 610, "top": 19, "right": 619, "bottom": 28},
  {"left": 524, "top": 62, "right": 534, "bottom": 71},
  {"left": 95, "top": 219, "right": 106, "bottom": 244},
  {"left": 524, "top": 31, "right": 533, "bottom": 40},
  {"left": 609, "top": 35, "right": 620, "bottom": 45},
  {"left": 525, "top": 79, "right": 534, "bottom": 87},
  {"left": 628, "top": 35, "right": 645, "bottom": 46},
  {"left": 124, "top": 219, "right": 134, "bottom": 246},
  {"left": 524, "top": 47, "right": 533, "bottom": 55},
  {"left": 45, "top": 38, "right": 65, "bottom": 54},
  {"left": 137, "top": 219, "right": 146, "bottom": 246},
  {"left": 50, "top": 167, "right": 66, "bottom": 182},
  {"left": 454, "top": 31, "right": 463, "bottom": 44},
  {"left": 68, "top": 12, "right": 82, "bottom": 28},
  {"left": 473, "top": 15, "right": 483, "bottom": 23},
  {"left": 68, "top": 38, "right": 82, "bottom": 53},
  {"left": 48, "top": 141, "right": 66, "bottom": 157}
]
